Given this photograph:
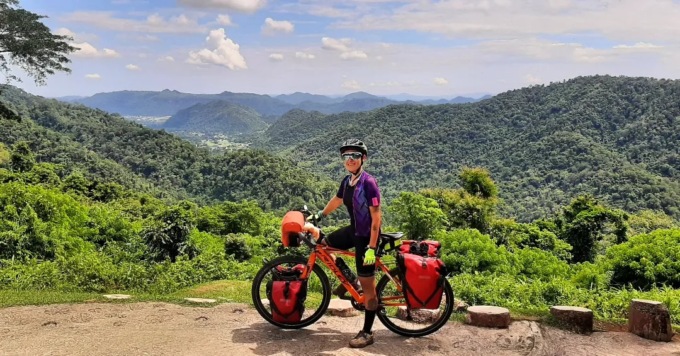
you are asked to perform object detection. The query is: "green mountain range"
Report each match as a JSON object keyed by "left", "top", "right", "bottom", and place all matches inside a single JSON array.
[
  {"left": 255, "top": 75, "right": 680, "bottom": 221},
  {"left": 0, "top": 86, "right": 334, "bottom": 210}
]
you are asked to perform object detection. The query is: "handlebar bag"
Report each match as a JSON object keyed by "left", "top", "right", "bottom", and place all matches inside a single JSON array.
[
  {"left": 281, "top": 211, "right": 305, "bottom": 247},
  {"left": 397, "top": 252, "right": 446, "bottom": 309},
  {"left": 399, "top": 240, "right": 442, "bottom": 257}
]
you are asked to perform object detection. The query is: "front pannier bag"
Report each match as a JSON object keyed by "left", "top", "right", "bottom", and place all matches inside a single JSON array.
[
  {"left": 266, "top": 264, "right": 307, "bottom": 323},
  {"left": 397, "top": 251, "right": 446, "bottom": 309}
]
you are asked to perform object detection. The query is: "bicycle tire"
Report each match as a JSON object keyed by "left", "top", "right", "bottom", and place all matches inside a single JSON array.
[
  {"left": 376, "top": 268, "right": 454, "bottom": 337},
  {"left": 251, "top": 255, "right": 332, "bottom": 329}
]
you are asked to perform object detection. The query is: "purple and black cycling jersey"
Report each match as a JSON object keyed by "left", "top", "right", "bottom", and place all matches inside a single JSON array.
[{"left": 336, "top": 171, "right": 381, "bottom": 237}]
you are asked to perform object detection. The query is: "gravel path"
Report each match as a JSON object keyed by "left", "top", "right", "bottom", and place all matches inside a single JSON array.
[{"left": 1, "top": 302, "right": 679, "bottom": 355}]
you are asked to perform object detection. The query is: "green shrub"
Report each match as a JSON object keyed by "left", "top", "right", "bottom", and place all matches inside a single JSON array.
[
  {"left": 514, "top": 247, "right": 570, "bottom": 281},
  {"left": 605, "top": 228, "right": 680, "bottom": 289},
  {"left": 437, "top": 229, "right": 516, "bottom": 275}
]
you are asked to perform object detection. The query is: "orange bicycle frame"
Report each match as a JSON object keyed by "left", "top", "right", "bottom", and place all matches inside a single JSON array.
[{"left": 300, "top": 243, "right": 405, "bottom": 307}]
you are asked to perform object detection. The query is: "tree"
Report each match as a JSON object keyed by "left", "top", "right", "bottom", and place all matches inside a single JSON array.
[
  {"left": 0, "top": 0, "right": 75, "bottom": 85},
  {"left": 388, "top": 191, "right": 447, "bottom": 240},
  {"left": 10, "top": 141, "right": 34, "bottom": 172},
  {"left": 143, "top": 202, "right": 197, "bottom": 262},
  {"left": 557, "top": 194, "right": 628, "bottom": 263}
]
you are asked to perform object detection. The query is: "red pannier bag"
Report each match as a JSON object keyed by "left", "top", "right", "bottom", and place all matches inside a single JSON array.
[
  {"left": 399, "top": 240, "right": 441, "bottom": 257},
  {"left": 397, "top": 252, "right": 446, "bottom": 309},
  {"left": 266, "top": 264, "right": 307, "bottom": 323}
]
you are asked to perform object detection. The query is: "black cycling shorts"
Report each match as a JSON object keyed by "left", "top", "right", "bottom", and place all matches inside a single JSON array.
[{"left": 325, "top": 225, "right": 375, "bottom": 277}]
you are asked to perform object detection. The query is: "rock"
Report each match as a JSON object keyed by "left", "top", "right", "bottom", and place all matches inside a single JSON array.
[
  {"left": 628, "top": 299, "right": 673, "bottom": 342},
  {"left": 396, "top": 307, "right": 442, "bottom": 323},
  {"left": 465, "top": 306, "right": 511, "bottom": 328},
  {"left": 184, "top": 298, "right": 217, "bottom": 304},
  {"left": 326, "top": 299, "right": 359, "bottom": 317},
  {"left": 550, "top": 306, "right": 593, "bottom": 334},
  {"left": 103, "top": 294, "right": 131, "bottom": 300},
  {"left": 454, "top": 299, "right": 469, "bottom": 312}
]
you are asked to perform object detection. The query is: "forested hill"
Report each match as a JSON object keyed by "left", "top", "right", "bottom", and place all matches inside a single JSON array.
[
  {"left": 0, "top": 86, "right": 335, "bottom": 210},
  {"left": 257, "top": 75, "right": 680, "bottom": 220},
  {"left": 162, "top": 101, "right": 268, "bottom": 134}
]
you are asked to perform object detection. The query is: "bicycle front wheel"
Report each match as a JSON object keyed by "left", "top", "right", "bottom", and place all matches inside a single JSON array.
[
  {"left": 376, "top": 268, "right": 454, "bottom": 337},
  {"left": 251, "top": 255, "right": 331, "bottom": 329}
]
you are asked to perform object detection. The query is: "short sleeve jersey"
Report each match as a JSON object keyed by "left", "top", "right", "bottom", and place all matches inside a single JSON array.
[{"left": 335, "top": 171, "right": 381, "bottom": 236}]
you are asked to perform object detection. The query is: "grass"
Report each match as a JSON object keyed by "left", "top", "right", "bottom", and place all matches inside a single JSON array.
[{"left": 0, "top": 280, "right": 254, "bottom": 309}]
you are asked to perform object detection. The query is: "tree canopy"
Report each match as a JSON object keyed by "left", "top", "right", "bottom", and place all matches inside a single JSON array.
[{"left": 0, "top": 0, "right": 75, "bottom": 85}]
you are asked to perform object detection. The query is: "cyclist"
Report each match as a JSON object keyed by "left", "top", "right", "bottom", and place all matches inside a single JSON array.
[{"left": 312, "top": 138, "right": 382, "bottom": 348}]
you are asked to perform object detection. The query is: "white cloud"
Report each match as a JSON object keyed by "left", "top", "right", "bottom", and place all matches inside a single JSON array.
[
  {"left": 126, "top": 64, "right": 141, "bottom": 71},
  {"left": 85, "top": 73, "right": 101, "bottom": 80},
  {"left": 63, "top": 11, "right": 205, "bottom": 34},
  {"left": 262, "top": 18, "right": 294, "bottom": 35},
  {"left": 340, "top": 50, "right": 368, "bottom": 60},
  {"left": 614, "top": 42, "right": 663, "bottom": 49},
  {"left": 269, "top": 53, "right": 284, "bottom": 61},
  {"left": 177, "top": 0, "right": 266, "bottom": 13},
  {"left": 187, "top": 28, "right": 247, "bottom": 70},
  {"left": 434, "top": 77, "right": 448, "bottom": 85},
  {"left": 322, "top": 37, "right": 351, "bottom": 51},
  {"left": 342, "top": 80, "right": 361, "bottom": 90},
  {"left": 295, "top": 51, "right": 315, "bottom": 60},
  {"left": 331, "top": 0, "right": 680, "bottom": 44},
  {"left": 54, "top": 27, "right": 76, "bottom": 38},
  {"left": 158, "top": 56, "right": 176, "bottom": 62},
  {"left": 525, "top": 74, "right": 543, "bottom": 85},
  {"left": 72, "top": 42, "right": 120, "bottom": 58},
  {"left": 217, "top": 14, "right": 233, "bottom": 26}
]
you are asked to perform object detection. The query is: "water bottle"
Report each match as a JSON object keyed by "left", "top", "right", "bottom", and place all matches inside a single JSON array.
[{"left": 335, "top": 257, "right": 358, "bottom": 283}]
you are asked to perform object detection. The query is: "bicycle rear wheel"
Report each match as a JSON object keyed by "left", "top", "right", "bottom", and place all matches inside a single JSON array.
[
  {"left": 251, "top": 255, "right": 331, "bottom": 329},
  {"left": 376, "top": 268, "right": 454, "bottom": 337}
]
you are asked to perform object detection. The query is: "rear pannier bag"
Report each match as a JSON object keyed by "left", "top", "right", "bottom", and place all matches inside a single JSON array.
[
  {"left": 266, "top": 264, "right": 307, "bottom": 323},
  {"left": 399, "top": 240, "right": 441, "bottom": 257},
  {"left": 397, "top": 253, "right": 446, "bottom": 309}
]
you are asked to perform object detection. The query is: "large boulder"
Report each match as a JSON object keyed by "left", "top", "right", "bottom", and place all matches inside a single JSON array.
[
  {"left": 628, "top": 299, "right": 673, "bottom": 342},
  {"left": 465, "top": 306, "right": 511, "bottom": 328},
  {"left": 550, "top": 306, "right": 593, "bottom": 334}
]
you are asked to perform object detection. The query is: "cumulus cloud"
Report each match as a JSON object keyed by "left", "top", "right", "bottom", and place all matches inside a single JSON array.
[
  {"left": 262, "top": 18, "right": 294, "bottom": 35},
  {"left": 322, "top": 37, "right": 351, "bottom": 51},
  {"left": 434, "top": 77, "right": 448, "bottom": 85},
  {"left": 63, "top": 11, "right": 205, "bottom": 34},
  {"left": 342, "top": 80, "right": 361, "bottom": 90},
  {"left": 187, "top": 28, "right": 247, "bottom": 70},
  {"left": 177, "top": 0, "right": 266, "bottom": 13},
  {"left": 54, "top": 27, "right": 76, "bottom": 38},
  {"left": 340, "top": 50, "right": 368, "bottom": 60},
  {"left": 85, "top": 74, "right": 101, "bottom": 80},
  {"left": 158, "top": 56, "right": 176, "bottom": 62},
  {"left": 72, "top": 42, "right": 120, "bottom": 58},
  {"left": 269, "top": 53, "right": 284, "bottom": 61},
  {"left": 126, "top": 64, "right": 141, "bottom": 71},
  {"left": 295, "top": 51, "right": 315, "bottom": 60},
  {"left": 217, "top": 14, "right": 233, "bottom": 26}
]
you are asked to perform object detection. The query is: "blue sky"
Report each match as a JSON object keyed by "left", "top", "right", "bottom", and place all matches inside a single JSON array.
[{"left": 11, "top": 0, "right": 680, "bottom": 98}]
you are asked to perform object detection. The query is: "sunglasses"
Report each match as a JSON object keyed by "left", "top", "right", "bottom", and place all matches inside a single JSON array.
[{"left": 341, "top": 152, "right": 363, "bottom": 161}]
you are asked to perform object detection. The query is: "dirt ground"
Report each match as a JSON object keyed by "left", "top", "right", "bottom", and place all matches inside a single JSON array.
[{"left": 1, "top": 302, "right": 679, "bottom": 356}]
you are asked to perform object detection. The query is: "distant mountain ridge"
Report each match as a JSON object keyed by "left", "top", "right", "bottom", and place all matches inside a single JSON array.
[{"left": 71, "top": 89, "right": 489, "bottom": 119}]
